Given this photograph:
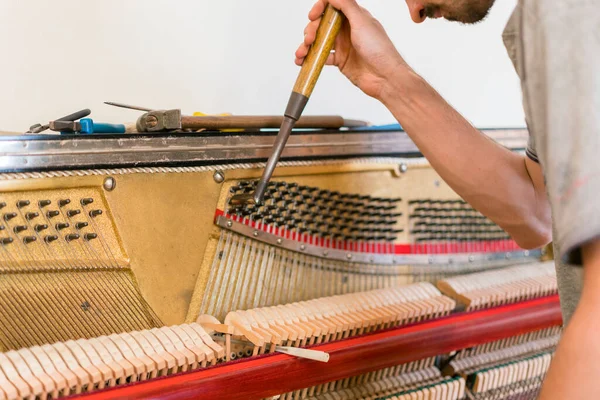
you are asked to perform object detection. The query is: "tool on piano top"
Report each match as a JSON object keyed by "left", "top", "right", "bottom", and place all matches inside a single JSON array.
[
  {"left": 231, "top": 4, "right": 344, "bottom": 206},
  {"left": 27, "top": 109, "right": 91, "bottom": 134}
]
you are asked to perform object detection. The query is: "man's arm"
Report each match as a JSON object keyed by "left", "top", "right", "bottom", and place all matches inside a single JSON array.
[
  {"left": 380, "top": 71, "right": 551, "bottom": 249},
  {"left": 298, "top": 0, "right": 552, "bottom": 249},
  {"left": 538, "top": 241, "right": 600, "bottom": 398}
]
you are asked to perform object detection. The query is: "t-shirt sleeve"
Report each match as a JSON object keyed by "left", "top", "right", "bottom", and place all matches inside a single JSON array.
[
  {"left": 525, "top": 134, "right": 539, "bottom": 164},
  {"left": 522, "top": 0, "right": 600, "bottom": 265}
]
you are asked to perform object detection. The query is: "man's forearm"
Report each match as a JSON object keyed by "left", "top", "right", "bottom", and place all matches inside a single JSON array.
[
  {"left": 380, "top": 70, "right": 551, "bottom": 248},
  {"left": 539, "top": 240, "right": 600, "bottom": 399}
]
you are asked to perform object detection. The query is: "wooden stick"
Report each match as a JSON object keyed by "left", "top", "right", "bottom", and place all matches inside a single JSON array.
[{"left": 180, "top": 115, "right": 366, "bottom": 130}]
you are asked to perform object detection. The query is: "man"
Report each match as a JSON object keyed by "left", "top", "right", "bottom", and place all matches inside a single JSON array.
[{"left": 296, "top": 0, "right": 599, "bottom": 397}]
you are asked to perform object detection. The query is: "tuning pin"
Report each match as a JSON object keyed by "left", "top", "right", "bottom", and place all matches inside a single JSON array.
[
  {"left": 80, "top": 198, "right": 94, "bottom": 206},
  {"left": 16, "top": 200, "right": 30, "bottom": 208},
  {"left": 89, "top": 210, "right": 102, "bottom": 218},
  {"left": 65, "top": 233, "right": 80, "bottom": 242},
  {"left": 66, "top": 210, "right": 81, "bottom": 218},
  {"left": 25, "top": 212, "right": 39, "bottom": 220},
  {"left": 38, "top": 200, "right": 51, "bottom": 208},
  {"left": 0, "top": 237, "right": 13, "bottom": 245},
  {"left": 23, "top": 236, "right": 36, "bottom": 244},
  {"left": 55, "top": 223, "right": 69, "bottom": 231},
  {"left": 46, "top": 210, "right": 60, "bottom": 218},
  {"left": 44, "top": 235, "right": 58, "bottom": 243},
  {"left": 34, "top": 224, "right": 48, "bottom": 232},
  {"left": 13, "top": 226, "right": 27, "bottom": 234},
  {"left": 84, "top": 233, "right": 97, "bottom": 241},
  {"left": 75, "top": 222, "right": 88, "bottom": 230},
  {"left": 58, "top": 199, "right": 71, "bottom": 207},
  {"left": 3, "top": 213, "right": 17, "bottom": 221}
]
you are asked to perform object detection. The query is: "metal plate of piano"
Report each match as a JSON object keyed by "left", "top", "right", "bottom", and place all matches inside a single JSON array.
[{"left": 0, "top": 127, "right": 562, "bottom": 399}]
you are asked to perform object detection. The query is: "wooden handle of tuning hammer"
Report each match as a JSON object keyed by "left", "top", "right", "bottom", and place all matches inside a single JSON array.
[{"left": 293, "top": 4, "right": 344, "bottom": 98}]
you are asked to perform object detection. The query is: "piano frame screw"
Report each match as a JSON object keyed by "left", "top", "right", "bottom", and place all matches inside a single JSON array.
[
  {"left": 323, "top": 250, "right": 328, "bottom": 256},
  {"left": 226, "top": 220, "right": 233, "bottom": 228},
  {"left": 213, "top": 171, "right": 225, "bottom": 184},
  {"left": 300, "top": 244, "right": 306, "bottom": 251},
  {"left": 346, "top": 253, "right": 353, "bottom": 260},
  {"left": 253, "top": 230, "right": 259, "bottom": 237},
  {"left": 276, "top": 238, "right": 283, "bottom": 245},
  {"left": 399, "top": 163, "right": 408, "bottom": 173},
  {"left": 468, "top": 255, "right": 475, "bottom": 262},
  {"left": 103, "top": 176, "right": 116, "bottom": 191}
]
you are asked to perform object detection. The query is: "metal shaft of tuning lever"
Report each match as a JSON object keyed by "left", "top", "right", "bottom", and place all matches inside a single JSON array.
[{"left": 250, "top": 4, "right": 344, "bottom": 205}]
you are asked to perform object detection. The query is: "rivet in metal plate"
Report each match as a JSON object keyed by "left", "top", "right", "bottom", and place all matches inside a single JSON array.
[
  {"left": 253, "top": 230, "right": 259, "bottom": 237},
  {"left": 346, "top": 253, "right": 352, "bottom": 260},
  {"left": 399, "top": 163, "right": 408, "bottom": 173},
  {"left": 103, "top": 176, "right": 116, "bottom": 191},
  {"left": 434, "top": 180, "right": 440, "bottom": 187},
  {"left": 524, "top": 250, "right": 529, "bottom": 256},
  {"left": 213, "top": 171, "right": 225, "bottom": 184},
  {"left": 226, "top": 220, "right": 233, "bottom": 228},
  {"left": 505, "top": 252, "right": 511, "bottom": 259},
  {"left": 428, "top": 257, "right": 434, "bottom": 264},
  {"left": 323, "top": 250, "right": 328, "bottom": 256},
  {"left": 276, "top": 238, "right": 283, "bottom": 245},
  {"left": 300, "top": 244, "right": 306, "bottom": 251},
  {"left": 468, "top": 255, "right": 474, "bottom": 262}
]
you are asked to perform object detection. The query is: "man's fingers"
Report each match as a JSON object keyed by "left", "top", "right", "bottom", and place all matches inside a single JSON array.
[
  {"left": 327, "top": 0, "right": 364, "bottom": 22},
  {"left": 308, "top": 0, "right": 327, "bottom": 21},
  {"left": 295, "top": 43, "right": 309, "bottom": 59},
  {"left": 304, "top": 19, "right": 320, "bottom": 36},
  {"left": 303, "top": 19, "right": 320, "bottom": 45},
  {"left": 325, "top": 52, "right": 336, "bottom": 66}
]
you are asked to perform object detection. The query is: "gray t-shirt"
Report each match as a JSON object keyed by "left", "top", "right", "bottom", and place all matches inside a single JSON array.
[{"left": 502, "top": 0, "right": 600, "bottom": 324}]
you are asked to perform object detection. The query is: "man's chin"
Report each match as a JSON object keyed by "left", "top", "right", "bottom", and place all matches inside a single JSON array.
[{"left": 444, "top": 11, "right": 489, "bottom": 24}]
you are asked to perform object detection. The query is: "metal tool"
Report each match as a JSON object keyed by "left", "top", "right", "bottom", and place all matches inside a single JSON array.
[
  {"left": 49, "top": 118, "right": 126, "bottom": 134},
  {"left": 104, "top": 102, "right": 153, "bottom": 112},
  {"left": 28, "top": 109, "right": 91, "bottom": 134},
  {"left": 135, "top": 109, "right": 365, "bottom": 132},
  {"left": 243, "top": 4, "right": 344, "bottom": 205}
]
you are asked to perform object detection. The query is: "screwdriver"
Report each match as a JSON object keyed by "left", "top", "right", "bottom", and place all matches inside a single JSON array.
[{"left": 231, "top": 4, "right": 344, "bottom": 206}]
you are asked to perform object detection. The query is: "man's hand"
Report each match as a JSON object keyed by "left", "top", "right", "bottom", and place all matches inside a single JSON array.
[{"left": 295, "top": 0, "right": 410, "bottom": 100}]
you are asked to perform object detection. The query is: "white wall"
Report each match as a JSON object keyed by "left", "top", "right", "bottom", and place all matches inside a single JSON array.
[{"left": 0, "top": 0, "right": 523, "bottom": 132}]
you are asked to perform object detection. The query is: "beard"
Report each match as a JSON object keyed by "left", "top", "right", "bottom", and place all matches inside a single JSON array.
[{"left": 424, "top": 0, "right": 496, "bottom": 24}]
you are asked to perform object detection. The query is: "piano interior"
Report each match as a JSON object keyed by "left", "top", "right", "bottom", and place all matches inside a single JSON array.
[{"left": 0, "top": 128, "right": 561, "bottom": 399}]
